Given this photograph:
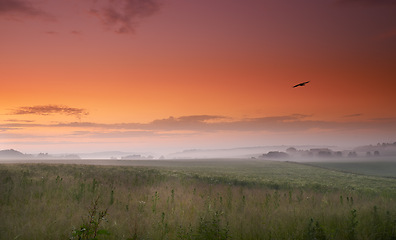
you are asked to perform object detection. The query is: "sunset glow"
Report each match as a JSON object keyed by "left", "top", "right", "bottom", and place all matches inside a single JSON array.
[{"left": 1, "top": 0, "right": 396, "bottom": 154}]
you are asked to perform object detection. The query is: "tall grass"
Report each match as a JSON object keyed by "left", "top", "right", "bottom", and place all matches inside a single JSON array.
[{"left": 0, "top": 161, "right": 396, "bottom": 239}]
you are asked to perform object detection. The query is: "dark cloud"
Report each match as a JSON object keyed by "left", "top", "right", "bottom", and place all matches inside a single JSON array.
[
  {"left": 0, "top": 0, "right": 160, "bottom": 33},
  {"left": 0, "top": 0, "right": 53, "bottom": 20},
  {"left": 89, "top": 0, "right": 161, "bottom": 34},
  {"left": 10, "top": 105, "right": 89, "bottom": 119},
  {"left": 4, "top": 119, "right": 35, "bottom": 123},
  {"left": 0, "top": 0, "right": 40, "bottom": 15}
]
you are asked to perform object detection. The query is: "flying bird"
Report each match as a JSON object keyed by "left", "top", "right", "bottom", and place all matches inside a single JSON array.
[{"left": 293, "top": 81, "right": 310, "bottom": 88}]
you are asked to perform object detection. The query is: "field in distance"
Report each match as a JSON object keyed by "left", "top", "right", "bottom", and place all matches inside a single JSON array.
[
  {"left": 1, "top": 159, "right": 396, "bottom": 239},
  {"left": 302, "top": 157, "right": 396, "bottom": 178}
]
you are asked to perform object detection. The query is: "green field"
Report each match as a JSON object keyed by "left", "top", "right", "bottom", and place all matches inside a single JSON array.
[
  {"left": 1, "top": 159, "right": 396, "bottom": 239},
  {"left": 303, "top": 159, "right": 396, "bottom": 178}
]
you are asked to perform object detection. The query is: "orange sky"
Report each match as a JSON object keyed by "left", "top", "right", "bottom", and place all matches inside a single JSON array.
[{"left": 1, "top": 0, "right": 396, "bottom": 154}]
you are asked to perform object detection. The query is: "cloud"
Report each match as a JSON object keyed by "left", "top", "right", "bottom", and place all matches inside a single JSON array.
[
  {"left": 0, "top": 0, "right": 160, "bottom": 33},
  {"left": 4, "top": 119, "right": 35, "bottom": 123},
  {"left": 89, "top": 0, "right": 162, "bottom": 34},
  {"left": 0, "top": 0, "right": 53, "bottom": 20},
  {"left": 210, "top": 115, "right": 327, "bottom": 132},
  {"left": 177, "top": 115, "right": 226, "bottom": 122},
  {"left": 58, "top": 114, "right": 393, "bottom": 133},
  {"left": 144, "top": 114, "right": 396, "bottom": 133},
  {"left": 69, "top": 130, "right": 155, "bottom": 138},
  {"left": 54, "top": 121, "right": 143, "bottom": 129},
  {"left": 10, "top": 105, "right": 89, "bottom": 119},
  {"left": 0, "top": 127, "right": 21, "bottom": 132},
  {"left": 149, "top": 115, "right": 226, "bottom": 131},
  {"left": 0, "top": 0, "right": 40, "bottom": 15},
  {"left": 2, "top": 114, "right": 396, "bottom": 138}
]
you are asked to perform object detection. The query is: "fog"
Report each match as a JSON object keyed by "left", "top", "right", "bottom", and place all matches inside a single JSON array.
[{"left": 1, "top": 141, "right": 395, "bottom": 163}]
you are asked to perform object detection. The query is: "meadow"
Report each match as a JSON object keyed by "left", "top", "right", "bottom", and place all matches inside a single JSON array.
[
  {"left": 1, "top": 159, "right": 396, "bottom": 239},
  {"left": 303, "top": 158, "right": 396, "bottom": 178}
]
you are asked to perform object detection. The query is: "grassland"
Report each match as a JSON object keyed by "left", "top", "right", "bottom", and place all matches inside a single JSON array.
[
  {"left": 1, "top": 159, "right": 396, "bottom": 239},
  {"left": 303, "top": 158, "right": 396, "bottom": 178}
]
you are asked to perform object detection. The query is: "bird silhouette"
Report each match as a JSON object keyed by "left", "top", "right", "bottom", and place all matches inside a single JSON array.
[{"left": 293, "top": 81, "right": 310, "bottom": 88}]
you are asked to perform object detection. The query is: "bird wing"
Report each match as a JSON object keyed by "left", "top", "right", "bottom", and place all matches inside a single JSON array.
[{"left": 293, "top": 81, "right": 310, "bottom": 88}]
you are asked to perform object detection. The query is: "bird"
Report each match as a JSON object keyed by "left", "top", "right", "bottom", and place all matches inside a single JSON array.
[{"left": 293, "top": 81, "right": 310, "bottom": 88}]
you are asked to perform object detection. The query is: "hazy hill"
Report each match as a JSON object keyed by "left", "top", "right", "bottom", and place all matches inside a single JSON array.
[
  {"left": 77, "top": 151, "right": 154, "bottom": 159},
  {"left": 0, "top": 149, "right": 29, "bottom": 159},
  {"left": 166, "top": 146, "right": 321, "bottom": 159},
  {"left": 354, "top": 142, "right": 396, "bottom": 156}
]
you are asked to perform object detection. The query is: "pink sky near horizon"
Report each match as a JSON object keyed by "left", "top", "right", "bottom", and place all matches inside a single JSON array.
[{"left": 1, "top": 0, "right": 396, "bottom": 154}]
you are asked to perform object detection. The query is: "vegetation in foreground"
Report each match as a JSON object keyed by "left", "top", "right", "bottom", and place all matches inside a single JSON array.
[{"left": 1, "top": 160, "right": 396, "bottom": 239}]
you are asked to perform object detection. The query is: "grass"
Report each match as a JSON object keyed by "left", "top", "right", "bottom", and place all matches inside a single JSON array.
[
  {"left": 1, "top": 159, "right": 396, "bottom": 239},
  {"left": 303, "top": 159, "right": 396, "bottom": 178}
]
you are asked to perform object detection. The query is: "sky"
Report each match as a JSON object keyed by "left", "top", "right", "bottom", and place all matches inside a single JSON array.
[{"left": 1, "top": 0, "right": 396, "bottom": 155}]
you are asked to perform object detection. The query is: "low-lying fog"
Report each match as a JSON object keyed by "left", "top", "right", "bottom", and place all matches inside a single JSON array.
[{"left": 1, "top": 142, "right": 395, "bottom": 164}]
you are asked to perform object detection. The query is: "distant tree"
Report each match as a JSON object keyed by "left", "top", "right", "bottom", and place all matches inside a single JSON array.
[
  {"left": 262, "top": 151, "right": 289, "bottom": 159},
  {"left": 286, "top": 147, "right": 297, "bottom": 154},
  {"left": 38, "top": 153, "right": 50, "bottom": 158},
  {"left": 366, "top": 151, "right": 371, "bottom": 157},
  {"left": 374, "top": 150, "right": 380, "bottom": 156},
  {"left": 348, "top": 151, "right": 357, "bottom": 157},
  {"left": 334, "top": 151, "right": 342, "bottom": 157},
  {"left": 318, "top": 151, "right": 332, "bottom": 157}
]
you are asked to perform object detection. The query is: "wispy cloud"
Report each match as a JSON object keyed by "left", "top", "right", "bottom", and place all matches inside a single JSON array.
[
  {"left": 177, "top": 115, "right": 226, "bottom": 122},
  {"left": 69, "top": 130, "right": 155, "bottom": 138},
  {"left": 0, "top": 0, "right": 53, "bottom": 20},
  {"left": 89, "top": 0, "right": 162, "bottom": 34},
  {"left": 1, "top": 0, "right": 161, "bottom": 33},
  {"left": 10, "top": 105, "right": 89, "bottom": 119},
  {"left": 0, "top": 127, "right": 21, "bottom": 132},
  {"left": 150, "top": 115, "right": 226, "bottom": 131},
  {"left": 49, "top": 114, "right": 396, "bottom": 133},
  {"left": 4, "top": 119, "right": 35, "bottom": 123},
  {"left": 2, "top": 114, "right": 396, "bottom": 136}
]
